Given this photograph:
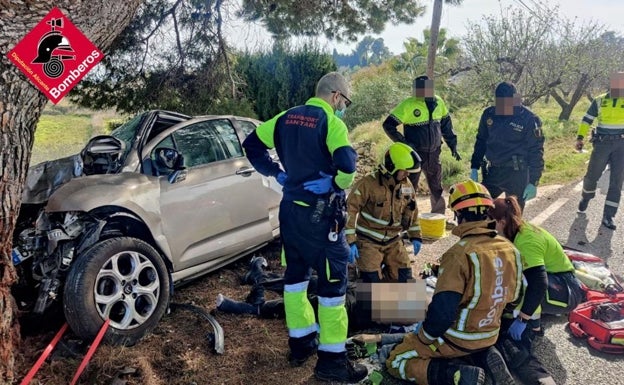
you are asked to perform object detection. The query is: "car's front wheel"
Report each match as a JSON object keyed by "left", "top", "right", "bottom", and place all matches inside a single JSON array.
[{"left": 63, "top": 237, "right": 170, "bottom": 346}]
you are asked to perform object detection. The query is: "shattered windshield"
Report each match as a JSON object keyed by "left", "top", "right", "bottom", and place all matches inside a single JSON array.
[{"left": 110, "top": 113, "right": 146, "bottom": 163}]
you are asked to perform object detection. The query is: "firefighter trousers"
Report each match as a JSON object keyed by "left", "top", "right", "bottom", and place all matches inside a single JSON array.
[
  {"left": 581, "top": 139, "right": 624, "bottom": 218},
  {"left": 355, "top": 238, "right": 411, "bottom": 282}
]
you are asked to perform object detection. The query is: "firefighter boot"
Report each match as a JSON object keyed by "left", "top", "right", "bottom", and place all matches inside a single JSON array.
[
  {"left": 288, "top": 332, "right": 318, "bottom": 367},
  {"left": 216, "top": 294, "right": 258, "bottom": 315},
  {"left": 428, "top": 359, "right": 486, "bottom": 385},
  {"left": 314, "top": 351, "right": 368, "bottom": 383},
  {"left": 472, "top": 346, "right": 515, "bottom": 385},
  {"left": 602, "top": 216, "right": 617, "bottom": 230},
  {"left": 577, "top": 199, "right": 589, "bottom": 213}
]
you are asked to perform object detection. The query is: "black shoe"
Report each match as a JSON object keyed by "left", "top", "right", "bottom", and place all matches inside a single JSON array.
[
  {"left": 245, "top": 284, "right": 265, "bottom": 305},
  {"left": 242, "top": 256, "right": 268, "bottom": 285},
  {"left": 447, "top": 364, "right": 486, "bottom": 385},
  {"left": 483, "top": 347, "right": 515, "bottom": 385},
  {"left": 578, "top": 199, "right": 589, "bottom": 213},
  {"left": 498, "top": 338, "right": 529, "bottom": 370},
  {"left": 602, "top": 216, "right": 617, "bottom": 230},
  {"left": 288, "top": 347, "right": 316, "bottom": 367},
  {"left": 314, "top": 352, "right": 368, "bottom": 382}
]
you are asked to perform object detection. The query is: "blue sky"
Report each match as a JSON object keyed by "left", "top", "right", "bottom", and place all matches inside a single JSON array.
[{"left": 227, "top": 0, "right": 624, "bottom": 55}]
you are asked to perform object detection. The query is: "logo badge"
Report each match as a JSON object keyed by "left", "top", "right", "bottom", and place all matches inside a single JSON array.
[
  {"left": 7, "top": 7, "right": 103, "bottom": 104},
  {"left": 413, "top": 109, "right": 421, "bottom": 117},
  {"left": 486, "top": 118, "right": 494, "bottom": 126}
]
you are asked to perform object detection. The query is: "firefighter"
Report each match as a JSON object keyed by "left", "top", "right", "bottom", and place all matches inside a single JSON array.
[
  {"left": 382, "top": 180, "right": 523, "bottom": 385},
  {"left": 383, "top": 75, "right": 461, "bottom": 215},
  {"left": 470, "top": 81, "right": 545, "bottom": 210},
  {"left": 488, "top": 195, "right": 581, "bottom": 385},
  {"left": 242, "top": 72, "right": 367, "bottom": 383},
  {"left": 345, "top": 142, "right": 422, "bottom": 283},
  {"left": 576, "top": 72, "right": 624, "bottom": 230}
]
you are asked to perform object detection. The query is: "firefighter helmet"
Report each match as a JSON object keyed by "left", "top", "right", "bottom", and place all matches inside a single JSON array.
[
  {"left": 381, "top": 143, "right": 421, "bottom": 175},
  {"left": 448, "top": 180, "right": 494, "bottom": 212}
]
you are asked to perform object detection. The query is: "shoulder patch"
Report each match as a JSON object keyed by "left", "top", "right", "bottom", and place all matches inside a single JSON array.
[{"left": 413, "top": 109, "right": 421, "bottom": 117}]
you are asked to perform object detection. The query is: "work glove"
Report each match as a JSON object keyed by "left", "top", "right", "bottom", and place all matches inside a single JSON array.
[
  {"left": 451, "top": 149, "right": 462, "bottom": 161},
  {"left": 303, "top": 171, "right": 334, "bottom": 194},
  {"left": 412, "top": 240, "right": 422, "bottom": 255},
  {"left": 410, "top": 322, "right": 422, "bottom": 335},
  {"left": 575, "top": 138, "right": 584, "bottom": 152},
  {"left": 349, "top": 243, "right": 359, "bottom": 263},
  {"left": 276, "top": 172, "right": 288, "bottom": 186},
  {"left": 470, "top": 168, "right": 479, "bottom": 182},
  {"left": 522, "top": 183, "right": 537, "bottom": 201},
  {"left": 508, "top": 318, "right": 527, "bottom": 341}
]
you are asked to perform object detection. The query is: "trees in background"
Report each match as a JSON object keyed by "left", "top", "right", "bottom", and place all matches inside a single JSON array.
[
  {"left": 333, "top": 36, "right": 392, "bottom": 69},
  {"left": 393, "top": 28, "right": 460, "bottom": 77},
  {"left": 238, "top": 43, "right": 336, "bottom": 120}
]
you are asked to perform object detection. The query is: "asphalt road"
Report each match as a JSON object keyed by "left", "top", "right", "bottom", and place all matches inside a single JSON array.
[{"left": 420, "top": 171, "right": 624, "bottom": 385}]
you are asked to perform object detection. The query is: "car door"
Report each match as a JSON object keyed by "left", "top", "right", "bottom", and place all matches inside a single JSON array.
[{"left": 150, "top": 117, "right": 280, "bottom": 273}]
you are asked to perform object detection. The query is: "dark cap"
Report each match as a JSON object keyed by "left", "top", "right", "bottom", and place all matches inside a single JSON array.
[
  {"left": 413, "top": 75, "right": 430, "bottom": 89},
  {"left": 495, "top": 82, "right": 517, "bottom": 98}
]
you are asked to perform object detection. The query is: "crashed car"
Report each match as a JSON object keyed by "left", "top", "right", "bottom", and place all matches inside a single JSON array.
[{"left": 12, "top": 110, "right": 281, "bottom": 345}]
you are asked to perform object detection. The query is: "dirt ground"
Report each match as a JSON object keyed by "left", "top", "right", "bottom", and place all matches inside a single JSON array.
[{"left": 15, "top": 236, "right": 440, "bottom": 385}]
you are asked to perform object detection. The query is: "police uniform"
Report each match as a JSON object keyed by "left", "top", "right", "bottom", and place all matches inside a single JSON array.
[
  {"left": 470, "top": 106, "right": 544, "bottom": 209},
  {"left": 385, "top": 220, "right": 523, "bottom": 384},
  {"left": 242, "top": 97, "right": 357, "bottom": 362},
  {"left": 578, "top": 92, "right": 624, "bottom": 223},
  {"left": 383, "top": 95, "right": 458, "bottom": 214},
  {"left": 345, "top": 170, "right": 420, "bottom": 282}
]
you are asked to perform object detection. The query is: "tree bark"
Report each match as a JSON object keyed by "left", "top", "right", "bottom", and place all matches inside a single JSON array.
[
  {"left": 426, "top": 0, "right": 443, "bottom": 79},
  {"left": 0, "top": 2, "right": 141, "bottom": 383}
]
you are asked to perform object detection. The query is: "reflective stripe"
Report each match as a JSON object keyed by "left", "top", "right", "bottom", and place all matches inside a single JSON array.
[
  {"left": 356, "top": 225, "right": 398, "bottom": 242},
  {"left": 353, "top": 188, "right": 362, "bottom": 196},
  {"left": 284, "top": 281, "right": 309, "bottom": 293},
  {"left": 344, "top": 229, "right": 356, "bottom": 235},
  {"left": 597, "top": 124, "right": 624, "bottom": 129},
  {"left": 423, "top": 329, "right": 435, "bottom": 341},
  {"left": 361, "top": 211, "right": 390, "bottom": 225},
  {"left": 318, "top": 295, "right": 346, "bottom": 307},
  {"left": 582, "top": 188, "right": 596, "bottom": 194},
  {"left": 584, "top": 113, "right": 596, "bottom": 120},
  {"left": 409, "top": 225, "right": 421, "bottom": 231},
  {"left": 289, "top": 324, "right": 319, "bottom": 338},
  {"left": 446, "top": 327, "right": 499, "bottom": 341},
  {"left": 390, "top": 350, "right": 419, "bottom": 380},
  {"left": 458, "top": 252, "right": 482, "bottom": 331},
  {"left": 605, "top": 200, "right": 619, "bottom": 208},
  {"left": 319, "top": 342, "right": 345, "bottom": 353},
  {"left": 393, "top": 221, "right": 402, "bottom": 227},
  {"left": 514, "top": 248, "right": 523, "bottom": 302}
]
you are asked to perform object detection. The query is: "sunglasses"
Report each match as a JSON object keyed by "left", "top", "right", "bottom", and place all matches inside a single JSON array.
[{"left": 332, "top": 90, "right": 352, "bottom": 108}]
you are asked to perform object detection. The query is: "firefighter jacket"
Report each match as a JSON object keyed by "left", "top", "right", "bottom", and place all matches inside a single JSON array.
[
  {"left": 345, "top": 170, "right": 420, "bottom": 245},
  {"left": 578, "top": 92, "right": 624, "bottom": 138},
  {"left": 383, "top": 95, "right": 457, "bottom": 154},
  {"left": 418, "top": 220, "right": 523, "bottom": 352},
  {"left": 242, "top": 97, "right": 357, "bottom": 204},
  {"left": 470, "top": 106, "right": 545, "bottom": 186}
]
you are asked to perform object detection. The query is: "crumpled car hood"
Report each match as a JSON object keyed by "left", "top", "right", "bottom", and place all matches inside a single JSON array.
[{"left": 21, "top": 154, "right": 83, "bottom": 205}]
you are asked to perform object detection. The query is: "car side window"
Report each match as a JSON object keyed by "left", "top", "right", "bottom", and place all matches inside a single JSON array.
[
  {"left": 237, "top": 120, "right": 257, "bottom": 138},
  {"left": 150, "top": 135, "right": 176, "bottom": 175},
  {"left": 212, "top": 119, "right": 244, "bottom": 158},
  {"left": 172, "top": 121, "right": 228, "bottom": 168}
]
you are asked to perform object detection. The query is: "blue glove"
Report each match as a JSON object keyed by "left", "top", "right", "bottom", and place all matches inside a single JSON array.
[
  {"left": 276, "top": 172, "right": 287, "bottom": 186},
  {"left": 303, "top": 171, "right": 334, "bottom": 194},
  {"left": 522, "top": 183, "right": 537, "bottom": 201},
  {"left": 349, "top": 243, "right": 359, "bottom": 263},
  {"left": 508, "top": 318, "right": 527, "bottom": 341},
  {"left": 470, "top": 168, "right": 478, "bottom": 182},
  {"left": 411, "top": 322, "right": 422, "bottom": 335},
  {"left": 412, "top": 240, "right": 421, "bottom": 255}
]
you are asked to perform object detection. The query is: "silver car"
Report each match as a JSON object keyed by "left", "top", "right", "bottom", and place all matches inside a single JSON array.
[{"left": 13, "top": 110, "right": 281, "bottom": 345}]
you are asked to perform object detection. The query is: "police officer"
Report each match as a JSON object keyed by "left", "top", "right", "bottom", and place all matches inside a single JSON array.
[
  {"left": 345, "top": 142, "right": 422, "bottom": 283},
  {"left": 470, "top": 82, "right": 545, "bottom": 210},
  {"left": 242, "top": 72, "right": 367, "bottom": 383},
  {"left": 383, "top": 180, "right": 523, "bottom": 385},
  {"left": 383, "top": 75, "right": 461, "bottom": 215},
  {"left": 576, "top": 72, "right": 624, "bottom": 230}
]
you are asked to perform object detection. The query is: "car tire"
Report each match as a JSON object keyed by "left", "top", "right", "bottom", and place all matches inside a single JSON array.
[{"left": 63, "top": 237, "right": 170, "bottom": 346}]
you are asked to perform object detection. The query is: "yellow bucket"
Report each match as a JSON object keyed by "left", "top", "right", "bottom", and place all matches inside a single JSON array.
[{"left": 418, "top": 213, "right": 447, "bottom": 240}]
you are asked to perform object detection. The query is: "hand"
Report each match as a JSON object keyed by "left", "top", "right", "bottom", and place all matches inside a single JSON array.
[
  {"left": 276, "top": 172, "right": 287, "bottom": 186},
  {"left": 451, "top": 149, "right": 462, "bottom": 161},
  {"left": 303, "top": 171, "right": 334, "bottom": 194},
  {"left": 411, "top": 322, "right": 422, "bottom": 335},
  {"left": 412, "top": 240, "right": 421, "bottom": 255},
  {"left": 508, "top": 318, "right": 527, "bottom": 341},
  {"left": 575, "top": 139, "right": 584, "bottom": 152},
  {"left": 522, "top": 183, "right": 537, "bottom": 201},
  {"left": 349, "top": 243, "right": 359, "bottom": 263},
  {"left": 470, "top": 168, "right": 479, "bottom": 182}
]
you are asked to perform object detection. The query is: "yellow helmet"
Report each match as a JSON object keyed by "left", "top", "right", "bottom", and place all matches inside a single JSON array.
[
  {"left": 381, "top": 143, "right": 421, "bottom": 175},
  {"left": 448, "top": 180, "right": 494, "bottom": 212}
]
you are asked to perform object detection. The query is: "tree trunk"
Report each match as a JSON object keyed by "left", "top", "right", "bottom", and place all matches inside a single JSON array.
[
  {"left": 426, "top": 0, "right": 443, "bottom": 79},
  {"left": 0, "top": 2, "right": 141, "bottom": 382}
]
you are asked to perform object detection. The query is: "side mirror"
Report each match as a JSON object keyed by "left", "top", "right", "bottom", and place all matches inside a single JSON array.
[{"left": 155, "top": 147, "right": 184, "bottom": 171}]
